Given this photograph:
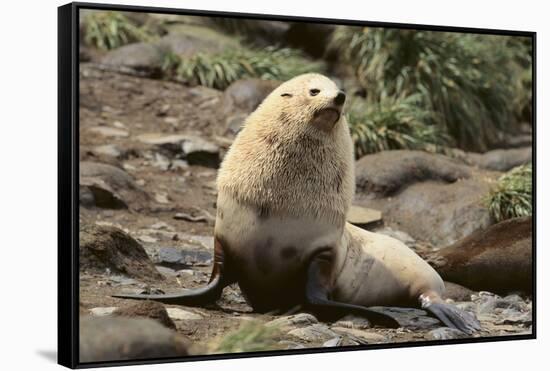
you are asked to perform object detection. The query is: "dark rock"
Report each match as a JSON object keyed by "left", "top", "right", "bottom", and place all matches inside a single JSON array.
[
  {"left": 80, "top": 223, "right": 163, "bottom": 280},
  {"left": 355, "top": 150, "right": 472, "bottom": 198},
  {"left": 113, "top": 301, "right": 176, "bottom": 330},
  {"left": 181, "top": 137, "right": 220, "bottom": 168},
  {"left": 427, "top": 217, "right": 532, "bottom": 294},
  {"left": 80, "top": 316, "right": 189, "bottom": 362},
  {"left": 80, "top": 161, "right": 149, "bottom": 210},
  {"left": 355, "top": 150, "right": 495, "bottom": 246}
]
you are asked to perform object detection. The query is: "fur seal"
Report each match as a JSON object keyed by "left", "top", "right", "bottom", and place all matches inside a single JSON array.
[{"left": 113, "top": 73, "right": 480, "bottom": 333}]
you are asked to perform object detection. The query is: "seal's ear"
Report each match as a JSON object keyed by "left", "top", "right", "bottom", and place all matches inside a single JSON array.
[{"left": 281, "top": 93, "right": 292, "bottom": 98}]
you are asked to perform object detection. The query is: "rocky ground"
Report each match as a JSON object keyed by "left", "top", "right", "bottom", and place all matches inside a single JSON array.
[
  {"left": 78, "top": 56, "right": 532, "bottom": 361},
  {"left": 79, "top": 15, "right": 532, "bottom": 362}
]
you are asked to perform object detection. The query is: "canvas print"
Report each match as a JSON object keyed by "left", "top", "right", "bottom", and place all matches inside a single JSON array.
[{"left": 77, "top": 8, "right": 533, "bottom": 364}]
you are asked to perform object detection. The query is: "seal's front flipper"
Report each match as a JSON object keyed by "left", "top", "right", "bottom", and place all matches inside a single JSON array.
[
  {"left": 304, "top": 250, "right": 400, "bottom": 328},
  {"left": 420, "top": 292, "right": 481, "bottom": 334},
  {"left": 112, "top": 237, "right": 234, "bottom": 306}
]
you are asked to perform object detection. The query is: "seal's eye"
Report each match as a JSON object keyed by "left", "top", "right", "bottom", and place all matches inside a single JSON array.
[
  {"left": 281, "top": 93, "right": 292, "bottom": 97},
  {"left": 310, "top": 89, "right": 320, "bottom": 96}
]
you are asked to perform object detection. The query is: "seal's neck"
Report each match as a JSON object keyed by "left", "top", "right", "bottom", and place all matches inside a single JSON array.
[{"left": 217, "top": 118, "right": 355, "bottom": 225}]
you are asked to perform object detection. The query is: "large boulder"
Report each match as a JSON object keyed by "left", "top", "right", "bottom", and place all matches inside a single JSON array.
[
  {"left": 100, "top": 24, "right": 240, "bottom": 77},
  {"left": 80, "top": 316, "right": 190, "bottom": 362},
  {"left": 217, "top": 79, "right": 281, "bottom": 136},
  {"left": 100, "top": 42, "right": 166, "bottom": 77},
  {"left": 463, "top": 147, "right": 532, "bottom": 172},
  {"left": 426, "top": 216, "right": 532, "bottom": 294},
  {"left": 79, "top": 223, "right": 163, "bottom": 281},
  {"left": 80, "top": 161, "right": 149, "bottom": 210},
  {"left": 354, "top": 150, "right": 497, "bottom": 246}
]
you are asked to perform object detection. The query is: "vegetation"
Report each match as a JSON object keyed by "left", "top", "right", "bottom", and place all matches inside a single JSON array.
[
  {"left": 331, "top": 27, "right": 532, "bottom": 151},
  {"left": 347, "top": 94, "right": 448, "bottom": 157},
  {"left": 163, "top": 46, "right": 324, "bottom": 90},
  {"left": 210, "top": 322, "right": 282, "bottom": 353},
  {"left": 83, "top": 11, "right": 155, "bottom": 50},
  {"left": 487, "top": 164, "right": 532, "bottom": 222}
]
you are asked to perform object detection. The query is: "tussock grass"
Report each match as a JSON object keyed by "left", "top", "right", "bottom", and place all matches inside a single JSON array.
[
  {"left": 331, "top": 27, "right": 532, "bottom": 151},
  {"left": 163, "top": 47, "right": 324, "bottom": 90},
  {"left": 487, "top": 164, "right": 532, "bottom": 222},
  {"left": 210, "top": 322, "right": 282, "bottom": 353},
  {"left": 347, "top": 94, "right": 448, "bottom": 158},
  {"left": 83, "top": 11, "right": 155, "bottom": 50}
]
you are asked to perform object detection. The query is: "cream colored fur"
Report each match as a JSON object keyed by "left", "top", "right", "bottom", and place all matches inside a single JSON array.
[{"left": 217, "top": 73, "right": 355, "bottom": 225}]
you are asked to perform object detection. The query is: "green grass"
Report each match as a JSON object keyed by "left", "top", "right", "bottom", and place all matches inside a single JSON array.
[
  {"left": 163, "top": 46, "right": 324, "bottom": 90},
  {"left": 210, "top": 322, "right": 282, "bottom": 353},
  {"left": 330, "top": 27, "right": 532, "bottom": 151},
  {"left": 347, "top": 94, "right": 448, "bottom": 158},
  {"left": 83, "top": 11, "right": 155, "bottom": 50},
  {"left": 487, "top": 164, "right": 532, "bottom": 222}
]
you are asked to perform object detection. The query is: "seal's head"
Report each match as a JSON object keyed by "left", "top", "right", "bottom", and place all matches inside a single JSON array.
[
  {"left": 256, "top": 73, "right": 347, "bottom": 136},
  {"left": 218, "top": 73, "right": 354, "bottom": 223}
]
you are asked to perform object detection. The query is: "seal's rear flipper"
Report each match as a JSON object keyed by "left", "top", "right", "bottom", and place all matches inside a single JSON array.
[
  {"left": 304, "top": 250, "right": 400, "bottom": 328},
  {"left": 420, "top": 291, "right": 481, "bottom": 334},
  {"left": 112, "top": 237, "right": 234, "bottom": 306}
]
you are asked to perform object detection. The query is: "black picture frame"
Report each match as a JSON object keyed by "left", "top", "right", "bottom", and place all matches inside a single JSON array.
[{"left": 58, "top": 2, "right": 537, "bottom": 369}]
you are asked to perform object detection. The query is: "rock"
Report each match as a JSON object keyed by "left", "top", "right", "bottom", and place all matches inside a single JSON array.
[
  {"left": 464, "top": 147, "right": 532, "bottom": 172},
  {"left": 155, "top": 265, "right": 178, "bottom": 277},
  {"left": 218, "top": 79, "right": 281, "bottom": 135},
  {"left": 332, "top": 315, "right": 371, "bottom": 330},
  {"left": 346, "top": 205, "right": 382, "bottom": 226},
  {"left": 158, "top": 24, "right": 239, "bottom": 57},
  {"left": 91, "top": 144, "right": 123, "bottom": 158},
  {"left": 287, "top": 324, "right": 337, "bottom": 342},
  {"left": 266, "top": 313, "right": 318, "bottom": 328},
  {"left": 158, "top": 247, "right": 212, "bottom": 268},
  {"left": 173, "top": 212, "right": 209, "bottom": 223},
  {"left": 100, "top": 42, "right": 166, "bottom": 77},
  {"left": 427, "top": 327, "right": 468, "bottom": 340},
  {"left": 356, "top": 150, "right": 472, "bottom": 197},
  {"left": 87, "top": 126, "right": 129, "bottom": 138},
  {"left": 89, "top": 307, "right": 117, "bottom": 316},
  {"left": 323, "top": 337, "right": 343, "bottom": 347},
  {"left": 443, "top": 281, "right": 477, "bottom": 302},
  {"left": 80, "top": 316, "right": 190, "bottom": 362},
  {"left": 181, "top": 136, "right": 220, "bottom": 168},
  {"left": 136, "top": 133, "right": 189, "bottom": 152},
  {"left": 331, "top": 327, "right": 387, "bottom": 344},
  {"left": 355, "top": 150, "right": 495, "bottom": 246},
  {"left": 426, "top": 217, "right": 532, "bottom": 294},
  {"left": 80, "top": 161, "right": 149, "bottom": 210},
  {"left": 166, "top": 307, "right": 203, "bottom": 321},
  {"left": 79, "top": 223, "right": 163, "bottom": 280},
  {"left": 113, "top": 301, "right": 176, "bottom": 330}
]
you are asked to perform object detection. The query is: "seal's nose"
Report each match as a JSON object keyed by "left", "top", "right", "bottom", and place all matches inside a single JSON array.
[{"left": 334, "top": 91, "right": 346, "bottom": 106}]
